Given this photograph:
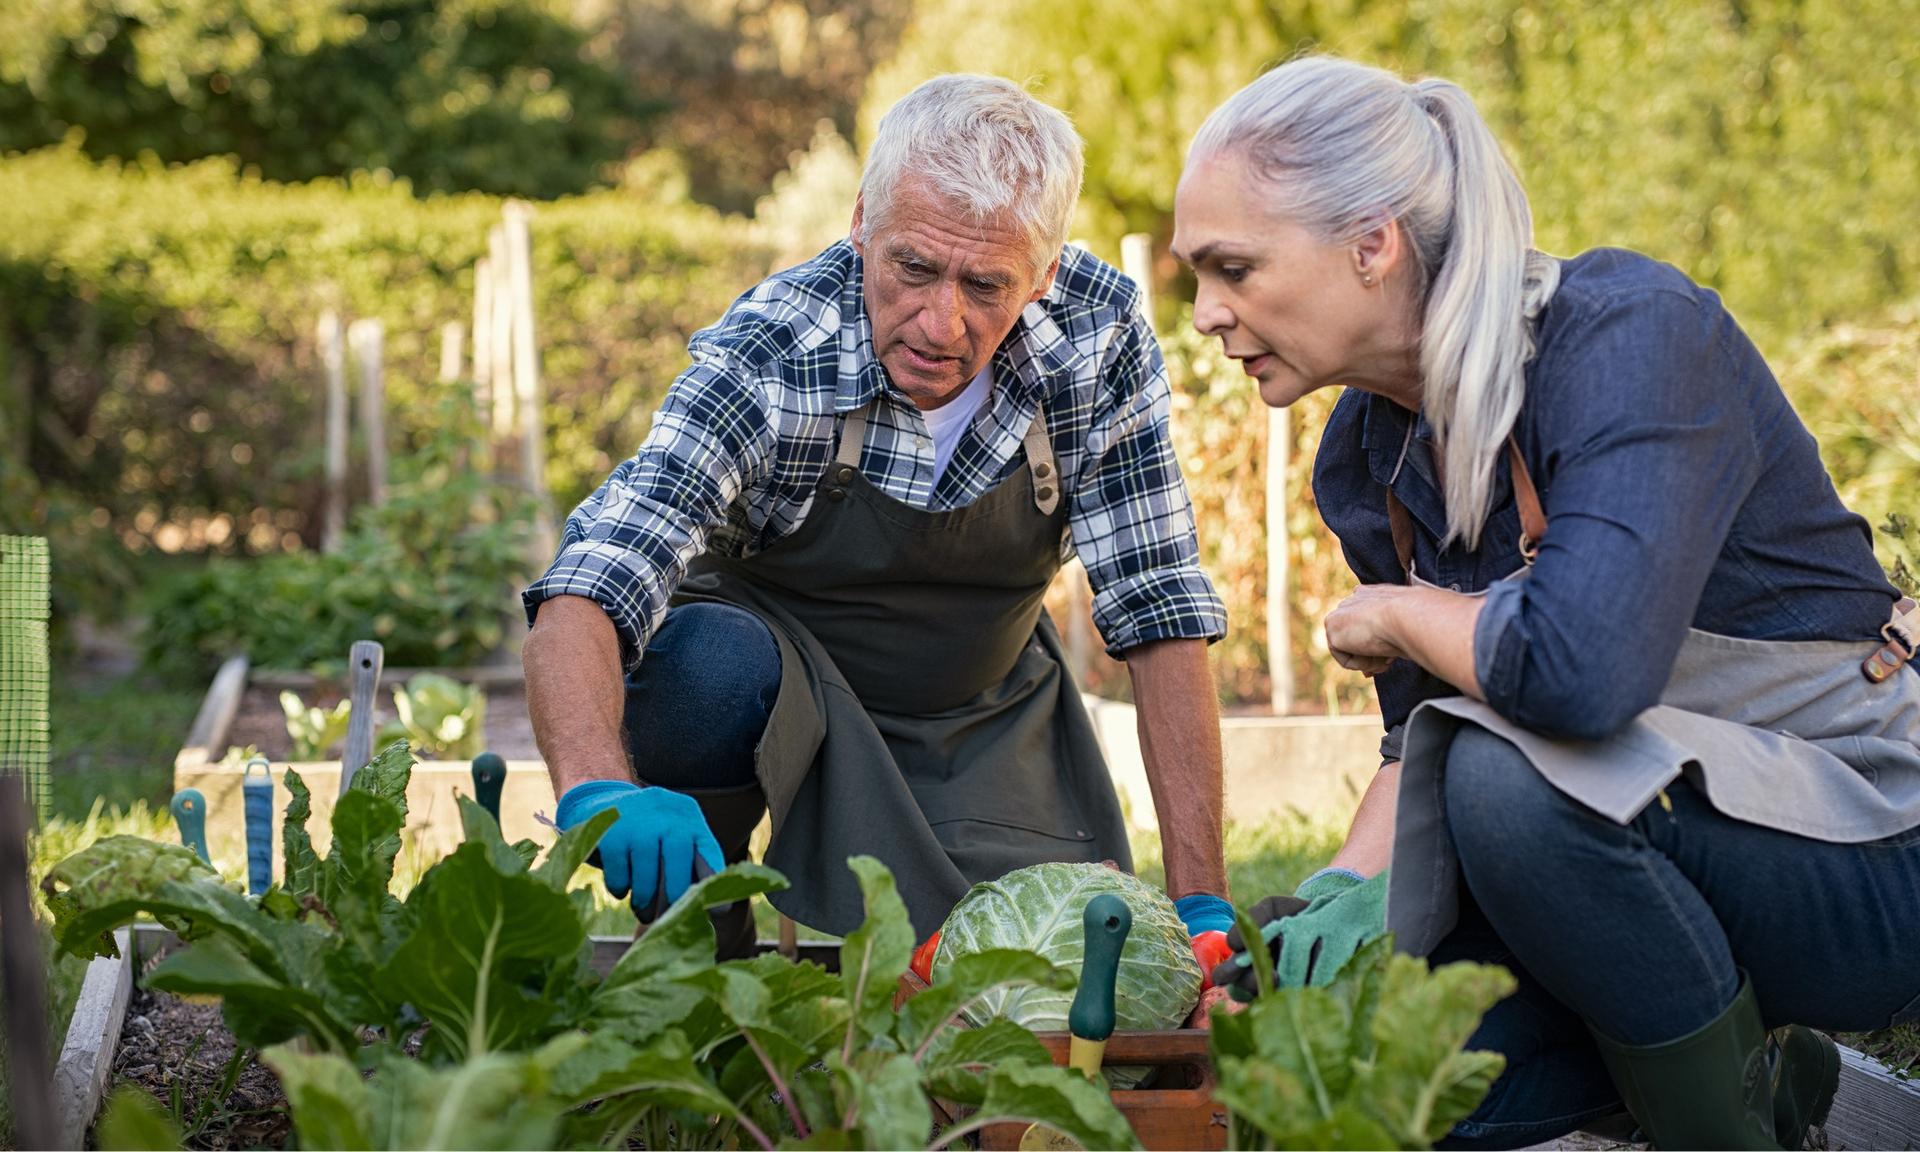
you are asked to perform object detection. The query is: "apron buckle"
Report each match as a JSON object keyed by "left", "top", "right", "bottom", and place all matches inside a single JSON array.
[
  {"left": 1518, "top": 533, "right": 1539, "bottom": 565},
  {"left": 1863, "top": 617, "right": 1916, "bottom": 683}
]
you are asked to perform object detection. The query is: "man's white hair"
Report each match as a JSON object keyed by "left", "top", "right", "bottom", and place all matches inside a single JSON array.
[{"left": 860, "top": 74, "right": 1084, "bottom": 278}]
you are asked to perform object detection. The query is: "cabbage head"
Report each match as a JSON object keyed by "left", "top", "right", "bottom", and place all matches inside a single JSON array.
[{"left": 932, "top": 863, "right": 1201, "bottom": 1087}]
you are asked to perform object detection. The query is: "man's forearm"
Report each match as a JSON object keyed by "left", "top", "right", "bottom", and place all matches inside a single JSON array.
[
  {"left": 524, "top": 595, "right": 635, "bottom": 796},
  {"left": 1126, "top": 637, "right": 1228, "bottom": 899}
]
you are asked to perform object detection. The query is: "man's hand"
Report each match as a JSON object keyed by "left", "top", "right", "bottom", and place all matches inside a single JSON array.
[
  {"left": 1210, "top": 868, "right": 1390, "bottom": 997},
  {"left": 557, "top": 780, "right": 723, "bottom": 920}
]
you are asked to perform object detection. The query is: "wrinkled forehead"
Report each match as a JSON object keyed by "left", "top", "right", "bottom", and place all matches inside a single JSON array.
[{"left": 873, "top": 181, "right": 1046, "bottom": 279}]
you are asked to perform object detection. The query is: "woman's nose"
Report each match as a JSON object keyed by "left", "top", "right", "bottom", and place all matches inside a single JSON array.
[{"left": 1192, "top": 282, "right": 1234, "bottom": 337}]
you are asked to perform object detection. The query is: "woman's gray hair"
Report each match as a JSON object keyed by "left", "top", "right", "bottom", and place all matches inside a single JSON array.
[
  {"left": 860, "top": 74, "right": 1085, "bottom": 281},
  {"left": 1191, "top": 56, "right": 1560, "bottom": 549}
]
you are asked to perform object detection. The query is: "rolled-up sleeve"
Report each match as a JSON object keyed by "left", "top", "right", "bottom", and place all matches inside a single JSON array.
[
  {"left": 1470, "top": 290, "right": 1758, "bottom": 740},
  {"left": 1070, "top": 313, "right": 1227, "bottom": 655},
  {"left": 522, "top": 352, "right": 774, "bottom": 672}
]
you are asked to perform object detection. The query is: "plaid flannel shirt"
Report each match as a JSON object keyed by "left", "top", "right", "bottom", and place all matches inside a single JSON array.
[{"left": 523, "top": 240, "right": 1226, "bottom": 673}]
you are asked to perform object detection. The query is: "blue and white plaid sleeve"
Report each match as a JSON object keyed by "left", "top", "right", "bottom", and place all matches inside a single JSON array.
[
  {"left": 522, "top": 351, "right": 776, "bottom": 672},
  {"left": 1070, "top": 313, "right": 1228, "bottom": 656}
]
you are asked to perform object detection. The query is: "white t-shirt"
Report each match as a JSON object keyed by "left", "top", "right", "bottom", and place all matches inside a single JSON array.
[{"left": 920, "top": 367, "right": 993, "bottom": 486}]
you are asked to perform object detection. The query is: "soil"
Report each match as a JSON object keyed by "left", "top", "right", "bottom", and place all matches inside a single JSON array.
[
  {"left": 222, "top": 681, "right": 540, "bottom": 762},
  {"left": 101, "top": 985, "right": 292, "bottom": 1150}
]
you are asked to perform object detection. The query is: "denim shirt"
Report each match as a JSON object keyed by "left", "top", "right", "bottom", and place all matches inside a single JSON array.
[{"left": 1313, "top": 248, "right": 1900, "bottom": 759}]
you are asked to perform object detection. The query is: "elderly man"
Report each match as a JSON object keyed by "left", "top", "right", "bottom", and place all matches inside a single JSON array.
[{"left": 522, "top": 74, "right": 1234, "bottom": 953}]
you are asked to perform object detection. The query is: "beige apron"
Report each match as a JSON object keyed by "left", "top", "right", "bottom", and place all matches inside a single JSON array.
[
  {"left": 1383, "top": 444, "right": 1920, "bottom": 957},
  {"left": 673, "top": 399, "right": 1128, "bottom": 937}
]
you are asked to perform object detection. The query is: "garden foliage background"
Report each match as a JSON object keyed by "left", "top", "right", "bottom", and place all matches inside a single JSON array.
[{"left": 3, "top": 0, "right": 1917, "bottom": 710}]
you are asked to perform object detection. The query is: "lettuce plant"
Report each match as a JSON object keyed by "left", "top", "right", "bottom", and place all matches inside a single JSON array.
[
  {"left": 1207, "top": 908, "right": 1517, "bottom": 1150},
  {"left": 279, "top": 690, "right": 351, "bottom": 761},
  {"left": 377, "top": 672, "right": 486, "bottom": 761},
  {"left": 41, "top": 742, "right": 1140, "bottom": 1150}
]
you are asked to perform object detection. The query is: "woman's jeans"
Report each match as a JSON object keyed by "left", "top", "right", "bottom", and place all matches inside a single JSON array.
[
  {"left": 1434, "top": 724, "right": 1920, "bottom": 1150},
  {"left": 620, "top": 603, "right": 780, "bottom": 791}
]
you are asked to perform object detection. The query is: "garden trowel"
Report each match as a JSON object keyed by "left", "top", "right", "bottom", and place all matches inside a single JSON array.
[
  {"left": 1019, "top": 892, "right": 1132, "bottom": 1150},
  {"left": 169, "top": 788, "right": 210, "bottom": 864}
]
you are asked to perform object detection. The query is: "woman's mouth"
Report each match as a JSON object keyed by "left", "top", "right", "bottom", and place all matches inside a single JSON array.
[{"left": 1237, "top": 353, "right": 1272, "bottom": 377}]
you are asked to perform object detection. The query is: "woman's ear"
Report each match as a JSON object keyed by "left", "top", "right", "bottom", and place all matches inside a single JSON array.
[{"left": 1353, "top": 219, "right": 1406, "bottom": 286}]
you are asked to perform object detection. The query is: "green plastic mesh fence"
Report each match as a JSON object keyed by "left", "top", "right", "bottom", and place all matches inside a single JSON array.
[{"left": 0, "top": 536, "right": 50, "bottom": 816}]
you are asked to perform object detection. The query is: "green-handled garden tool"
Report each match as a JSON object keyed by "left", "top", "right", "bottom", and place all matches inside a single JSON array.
[
  {"left": 470, "top": 751, "right": 505, "bottom": 823},
  {"left": 1021, "top": 892, "right": 1133, "bottom": 1149},
  {"left": 170, "top": 788, "right": 209, "bottom": 864}
]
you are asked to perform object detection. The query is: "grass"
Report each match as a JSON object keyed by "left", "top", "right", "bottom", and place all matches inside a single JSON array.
[{"left": 48, "top": 657, "right": 201, "bottom": 821}]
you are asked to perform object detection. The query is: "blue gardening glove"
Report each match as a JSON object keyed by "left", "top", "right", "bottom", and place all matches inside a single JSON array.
[
  {"left": 1212, "top": 867, "right": 1390, "bottom": 997},
  {"left": 556, "top": 780, "right": 724, "bottom": 922},
  {"left": 1173, "top": 893, "right": 1237, "bottom": 938}
]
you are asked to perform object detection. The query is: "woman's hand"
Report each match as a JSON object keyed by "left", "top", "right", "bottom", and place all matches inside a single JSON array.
[
  {"left": 1324, "top": 583, "right": 1416, "bottom": 675},
  {"left": 1326, "top": 582, "right": 1487, "bottom": 697}
]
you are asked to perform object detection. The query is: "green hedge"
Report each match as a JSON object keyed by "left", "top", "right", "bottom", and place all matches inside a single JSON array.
[{"left": 0, "top": 143, "right": 769, "bottom": 547}]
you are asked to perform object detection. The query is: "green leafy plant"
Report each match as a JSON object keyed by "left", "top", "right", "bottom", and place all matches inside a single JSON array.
[
  {"left": 42, "top": 742, "right": 1141, "bottom": 1150},
  {"left": 280, "top": 691, "right": 352, "bottom": 761},
  {"left": 1207, "top": 912, "right": 1517, "bottom": 1151},
  {"left": 376, "top": 673, "right": 485, "bottom": 761}
]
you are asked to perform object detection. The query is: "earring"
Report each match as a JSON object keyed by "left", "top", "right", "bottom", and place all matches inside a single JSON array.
[{"left": 1361, "top": 272, "right": 1376, "bottom": 287}]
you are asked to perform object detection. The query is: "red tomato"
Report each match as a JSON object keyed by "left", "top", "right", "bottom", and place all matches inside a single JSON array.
[
  {"left": 910, "top": 930, "right": 942, "bottom": 982},
  {"left": 1190, "top": 930, "right": 1233, "bottom": 983}
]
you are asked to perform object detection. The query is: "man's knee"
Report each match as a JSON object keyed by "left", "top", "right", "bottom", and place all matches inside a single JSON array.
[{"left": 624, "top": 603, "right": 780, "bottom": 789}]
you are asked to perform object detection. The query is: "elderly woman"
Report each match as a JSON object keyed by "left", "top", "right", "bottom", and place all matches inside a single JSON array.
[{"left": 1173, "top": 56, "right": 1920, "bottom": 1149}]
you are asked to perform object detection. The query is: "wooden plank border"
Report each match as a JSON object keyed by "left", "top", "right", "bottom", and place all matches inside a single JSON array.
[
  {"left": 1826, "top": 1043, "right": 1920, "bottom": 1150},
  {"left": 173, "top": 655, "right": 249, "bottom": 772},
  {"left": 51, "top": 928, "right": 132, "bottom": 1150}
]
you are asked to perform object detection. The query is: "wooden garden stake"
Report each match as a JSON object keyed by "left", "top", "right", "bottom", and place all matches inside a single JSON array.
[
  {"left": 1266, "top": 406, "right": 1292, "bottom": 714},
  {"left": 488, "top": 226, "right": 516, "bottom": 441},
  {"left": 348, "top": 319, "right": 387, "bottom": 508},
  {"left": 440, "top": 321, "right": 464, "bottom": 384},
  {"left": 319, "top": 309, "right": 349, "bottom": 553},
  {"left": 0, "top": 772, "right": 56, "bottom": 1150},
  {"left": 339, "top": 640, "right": 385, "bottom": 796},
  {"left": 504, "top": 202, "right": 556, "bottom": 563}
]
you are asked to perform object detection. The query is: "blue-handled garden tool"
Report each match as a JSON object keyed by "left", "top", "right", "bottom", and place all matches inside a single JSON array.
[
  {"left": 169, "top": 788, "right": 209, "bottom": 864},
  {"left": 242, "top": 756, "right": 275, "bottom": 895}
]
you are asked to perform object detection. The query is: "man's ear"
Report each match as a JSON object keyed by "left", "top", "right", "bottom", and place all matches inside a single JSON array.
[
  {"left": 1029, "top": 255, "right": 1061, "bottom": 304},
  {"left": 1353, "top": 218, "right": 1405, "bottom": 285},
  {"left": 849, "top": 194, "right": 866, "bottom": 257}
]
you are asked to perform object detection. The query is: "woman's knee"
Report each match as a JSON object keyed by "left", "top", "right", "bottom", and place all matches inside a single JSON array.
[{"left": 1443, "top": 725, "right": 1589, "bottom": 885}]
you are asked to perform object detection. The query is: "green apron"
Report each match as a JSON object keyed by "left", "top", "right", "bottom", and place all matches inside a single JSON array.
[{"left": 674, "top": 398, "right": 1130, "bottom": 937}]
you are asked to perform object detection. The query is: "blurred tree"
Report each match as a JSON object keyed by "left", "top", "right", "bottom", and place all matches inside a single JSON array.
[
  {"left": 865, "top": 0, "right": 1920, "bottom": 343},
  {"left": 0, "top": 0, "right": 659, "bottom": 199},
  {"left": 591, "top": 0, "right": 914, "bottom": 212}
]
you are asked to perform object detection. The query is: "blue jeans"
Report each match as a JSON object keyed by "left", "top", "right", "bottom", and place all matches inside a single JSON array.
[
  {"left": 622, "top": 603, "right": 780, "bottom": 791},
  {"left": 1434, "top": 724, "right": 1920, "bottom": 1150}
]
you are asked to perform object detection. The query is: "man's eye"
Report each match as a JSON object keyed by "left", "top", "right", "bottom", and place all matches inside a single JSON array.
[
  {"left": 1220, "top": 265, "right": 1250, "bottom": 284},
  {"left": 899, "top": 262, "right": 935, "bottom": 281},
  {"left": 968, "top": 279, "right": 1005, "bottom": 296}
]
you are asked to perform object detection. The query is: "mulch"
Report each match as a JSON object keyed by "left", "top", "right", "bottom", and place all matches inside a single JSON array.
[{"left": 100, "top": 986, "right": 292, "bottom": 1150}]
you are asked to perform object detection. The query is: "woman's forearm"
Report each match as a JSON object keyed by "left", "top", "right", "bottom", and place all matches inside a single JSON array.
[{"left": 1328, "top": 760, "right": 1401, "bottom": 876}]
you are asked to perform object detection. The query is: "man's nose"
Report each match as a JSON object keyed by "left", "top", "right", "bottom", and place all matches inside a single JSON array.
[
  {"left": 1192, "top": 282, "right": 1234, "bottom": 337},
  {"left": 919, "top": 282, "right": 967, "bottom": 347}
]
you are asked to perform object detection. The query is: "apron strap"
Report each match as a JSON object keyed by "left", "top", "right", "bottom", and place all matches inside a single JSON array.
[
  {"left": 1864, "top": 597, "right": 1919, "bottom": 683},
  {"left": 834, "top": 403, "right": 871, "bottom": 468},
  {"left": 1023, "top": 407, "right": 1060, "bottom": 515},
  {"left": 1386, "top": 434, "right": 1547, "bottom": 578}
]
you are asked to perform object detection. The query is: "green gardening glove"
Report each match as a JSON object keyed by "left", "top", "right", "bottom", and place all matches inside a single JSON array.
[{"left": 1214, "top": 867, "right": 1391, "bottom": 996}]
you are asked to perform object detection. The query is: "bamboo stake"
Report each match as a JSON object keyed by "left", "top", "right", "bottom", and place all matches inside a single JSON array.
[
  {"left": 488, "top": 226, "right": 515, "bottom": 441},
  {"left": 1266, "top": 408, "right": 1293, "bottom": 714},
  {"left": 440, "top": 321, "right": 464, "bottom": 384},
  {"left": 504, "top": 202, "right": 555, "bottom": 562}
]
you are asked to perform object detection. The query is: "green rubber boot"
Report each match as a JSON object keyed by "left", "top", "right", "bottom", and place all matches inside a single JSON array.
[
  {"left": 1590, "top": 975, "right": 1779, "bottom": 1149},
  {"left": 1767, "top": 1024, "right": 1839, "bottom": 1148}
]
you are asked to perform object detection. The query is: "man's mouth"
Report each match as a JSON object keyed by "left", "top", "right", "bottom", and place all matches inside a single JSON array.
[{"left": 899, "top": 345, "right": 959, "bottom": 372}]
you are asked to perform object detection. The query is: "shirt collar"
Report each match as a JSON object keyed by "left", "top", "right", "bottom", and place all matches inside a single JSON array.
[{"left": 835, "top": 248, "right": 1086, "bottom": 413}]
